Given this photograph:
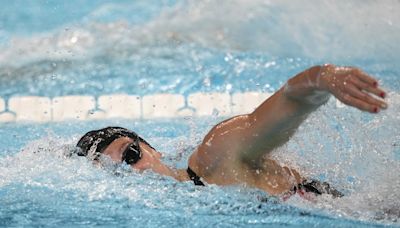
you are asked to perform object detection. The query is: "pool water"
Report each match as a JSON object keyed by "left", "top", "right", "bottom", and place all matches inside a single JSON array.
[{"left": 0, "top": 0, "right": 399, "bottom": 227}]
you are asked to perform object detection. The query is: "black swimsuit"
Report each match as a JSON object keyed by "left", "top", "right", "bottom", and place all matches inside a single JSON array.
[
  {"left": 186, "top": 167, "right": 205, "bottom": 186},
  {"left": 186, "top": 167, "right": 344, "bottom": 199},
  {"left": 290, "top": 179, "right": 344, "bottom": 198},
  {"left": 186, "top": 167, "right": 343, "bottom": 199}
]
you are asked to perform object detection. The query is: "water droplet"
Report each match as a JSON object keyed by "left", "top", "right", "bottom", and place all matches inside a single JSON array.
[
  {"left": 203, "top": 77, "right": 211, "bottom": 87},
  {"left": 224, "top": 53, "right": 233, "bottom": 62},
  {"left": 225, "top": 84, "right": 232, "bottom": 92},
  {"left": 264, "top": 61, "right": 276, "bottom": 68},
  {"left": 70, "top": 36, "right": 78, "bottom": 44},
  {"left": 195, "top": 65, "right": 203, "bottom": 72}
]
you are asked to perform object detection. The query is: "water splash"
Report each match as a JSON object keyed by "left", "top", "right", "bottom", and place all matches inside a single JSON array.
[
  {"left": 272, "top": 92, "right": 400, "bottom": 224},
  {"left": 146, "top": 0, "right": 400, "bottom": 62},
  {"left": 0, "top": 1, "right": 399, "bottom": 226},
  {"left": 0, "top": 93, "right": 399, "bottom": 225},
  {"left": 1, "top": 0, "right": 399, "bottom": 68}
]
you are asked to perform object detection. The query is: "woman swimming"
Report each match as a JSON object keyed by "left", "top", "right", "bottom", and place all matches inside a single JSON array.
[{"left": 75, "top": 64, "right": 388, "bottom": 199}]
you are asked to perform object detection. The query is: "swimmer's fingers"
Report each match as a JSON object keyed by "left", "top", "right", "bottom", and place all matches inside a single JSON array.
[
  {"left": 345, "top": 84, "right": 388, "bottom": 112},
  {"left": 338, "top": 92, "right": 379, "bottom": 113},
  {"left": 352, "top": 68, "right": 378, "bottom": 87},
  {"left": 349, "top": 76, "right": 386, "bottom": 99}
]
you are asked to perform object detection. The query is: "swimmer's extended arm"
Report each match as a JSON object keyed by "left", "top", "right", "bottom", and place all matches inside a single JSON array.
[
  {"left": 241, "top": 64, "right": 388, "bottom": 166},
  {"left": 192, "top": 65, "right": 388, "bottom": 174}
]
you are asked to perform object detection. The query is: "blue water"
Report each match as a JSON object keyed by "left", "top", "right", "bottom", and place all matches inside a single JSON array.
[{"left": 0, "top": 0, "right": 399, "bottom": 227}]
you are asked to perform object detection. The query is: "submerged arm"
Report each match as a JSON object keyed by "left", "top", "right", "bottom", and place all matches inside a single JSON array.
[{"left": 191, "top": 65, "right": 388, "bottom": 175}]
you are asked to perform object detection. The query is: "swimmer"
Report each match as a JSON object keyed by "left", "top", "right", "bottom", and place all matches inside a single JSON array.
[{"left": 75, "top": 64, "right": 388, "bottom": 200}]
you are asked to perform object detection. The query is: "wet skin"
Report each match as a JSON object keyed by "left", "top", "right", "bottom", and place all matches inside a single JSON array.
[
  {"left": 102, "top": 137, "right": 190, "bottom": 181},
  {"left": 102, "top": 64, "right": 388, "bottom": 196}
]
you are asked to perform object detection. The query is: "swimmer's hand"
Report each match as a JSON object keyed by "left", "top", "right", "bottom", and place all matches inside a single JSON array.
[{"left": 318, "top": 64, "right": 388, "bottom": 113}]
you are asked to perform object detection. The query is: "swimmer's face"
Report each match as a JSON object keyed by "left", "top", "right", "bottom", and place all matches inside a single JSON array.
[{"left": 102, "top": 137, "right": 163, "bottom": 172}]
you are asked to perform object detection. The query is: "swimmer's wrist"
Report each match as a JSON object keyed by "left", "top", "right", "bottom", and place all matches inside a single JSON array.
[
  {"left": 299, "top": 64, "right": 332, "bottom": 106},
  {"left": 315, "top": 64, "right": 335, "bottom": 91}
]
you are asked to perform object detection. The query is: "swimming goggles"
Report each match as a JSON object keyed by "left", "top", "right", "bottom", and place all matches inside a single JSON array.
[{"left": 121, "top": 136, "right": 142, "bottom": 165}]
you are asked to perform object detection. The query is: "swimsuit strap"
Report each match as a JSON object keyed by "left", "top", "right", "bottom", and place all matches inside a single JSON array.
[
  {"left": 297, "top": 179, "right": 344, "bottom": 197},
  {"left": 187, "top": 167, "right": 205, "bottom": 186},
  {"left": 282, "top": 179, "right": 344, "bottom": 201}
]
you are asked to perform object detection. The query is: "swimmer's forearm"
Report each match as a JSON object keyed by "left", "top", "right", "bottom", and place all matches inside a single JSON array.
[{"left": 233, "top": 66, "right": 331, "bottom": 167}]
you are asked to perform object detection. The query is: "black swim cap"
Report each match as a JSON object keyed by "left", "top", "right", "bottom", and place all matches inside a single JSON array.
[{"left": 75, "top": 126, "right": 154, "bottom": 160}]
